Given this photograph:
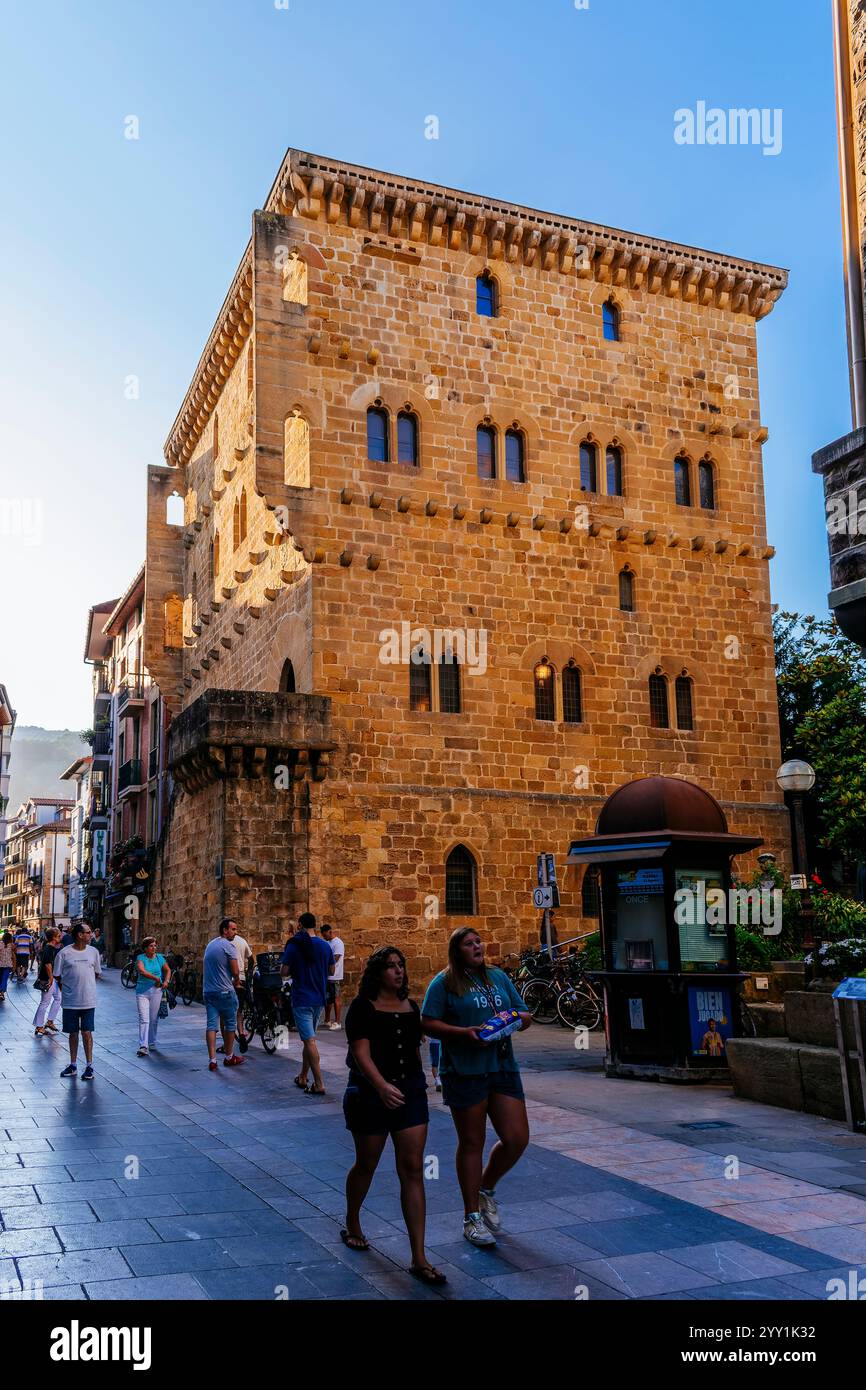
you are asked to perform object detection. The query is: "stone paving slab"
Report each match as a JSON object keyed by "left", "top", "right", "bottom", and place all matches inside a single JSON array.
[{"left": 1, "top": 972, "right": 866, "bottom": 1301}]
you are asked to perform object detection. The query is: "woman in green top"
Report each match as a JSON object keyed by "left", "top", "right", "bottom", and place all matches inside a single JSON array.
[{"left": 421, "top": 926, "right": 531, "bottom": 1248}]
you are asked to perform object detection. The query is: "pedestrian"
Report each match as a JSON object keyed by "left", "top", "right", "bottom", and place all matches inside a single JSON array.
[
  {"left": 54, "top": 922, "right": 102, "bottom": 1081},
  {"left": 0, "top": 932, "right": 15, "bottom": 999},
  {"left": 91, "top": 924, "right": 107, "bottom": 968},
  {"left": 421, "top": 926, "right": 531, "bottom": 1248},
  {"left": 33, "top": 927, "right": 62, "bottom": 1035},
  {"left": 341, "top": 945, "right": 446, "bottom": 1285},
  {"left": 13, "top": 924, "right": 32, "bottom": 980},
  {"left": 429, "top": 1039, "right": 442, "bottom": 1092},
  {"left": 280, "top": 911, "right": 333, "bottom": 1096},
  {"left": 203, "top": 917, "right": 244, "bottom": 1071},
  {"left": 135, "top": 936, "right": 171, "bottom": 1057},
  {"left": 231, "top": 928, "right": 253, "bottom": 1054},
  {"left": 321, "top": 923, "right": 345, "bottom": 1030}
]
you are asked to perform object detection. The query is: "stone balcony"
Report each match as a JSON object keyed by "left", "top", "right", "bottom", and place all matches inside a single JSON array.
[
  {"left": 812, "top": 426, "right": 866, "bottom": 650},
  {"left": 167, "top": 688, "right": 335, "bottom": 792}
]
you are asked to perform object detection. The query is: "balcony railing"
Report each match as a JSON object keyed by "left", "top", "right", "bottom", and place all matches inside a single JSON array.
[
  {"left": 94, "top": 666, "right": 111, "bottom": 698},
  {"left": 92, "top": 727, "right": 111, "bottom": 758},
  {"left": 118, "top": 758, "right": 143, "bottom": 793},
  {"left": 117, "top": 672, "right": 150, "bottom": 713}
]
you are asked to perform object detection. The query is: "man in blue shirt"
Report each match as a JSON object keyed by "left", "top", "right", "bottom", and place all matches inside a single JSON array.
[{"left": 281, "top": 912, "right": 333, "bottom": 1096}]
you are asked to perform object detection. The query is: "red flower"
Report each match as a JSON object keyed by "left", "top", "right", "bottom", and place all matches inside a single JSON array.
[{"left": 811, "top": 873, "right": 823, "bottom": 886}]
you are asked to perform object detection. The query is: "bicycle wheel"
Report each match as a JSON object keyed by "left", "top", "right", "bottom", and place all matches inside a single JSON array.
[
  {"left": 181, "top": 971, "right": 196, "bottom": 1006},
  {"left": 242, "top": 1001, "right": 257, "bottom": 1040},
  {"left": 557, "top": 987, "right": 601, "bottom": 1032},
  {"left": 522, "top": 979, "right": 558, "bottom": 1024},
  {"left": 260, "top": 1011, "right": 279, "bottom": 1054},
  {"left": 121, "top": 961, "right": 137, "bottom": 989}
]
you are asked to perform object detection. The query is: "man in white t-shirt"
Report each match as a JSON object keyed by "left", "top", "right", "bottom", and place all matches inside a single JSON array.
[
  {"left": 54, "top": 922, "right": 102, "bottom": 1081},
  {"left": 231, "top": 929, "right": 254, "bottom": 1054},
  {"left": 321, "top": 923, "right": 345, "bottom": 1029}
]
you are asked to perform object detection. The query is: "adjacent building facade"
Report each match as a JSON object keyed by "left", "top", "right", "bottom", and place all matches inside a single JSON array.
[
  {"left": 813, "top": 0, "right": 866, "bottom": 652},
  {"left": 142, "top": 149, "right": 791, "bottom": 984},
  {"left": 1, "top": 798, "right": 73, "bottom": 933},
  {"left": 0, "top": 684, "right": 15, "bottom": 907}
]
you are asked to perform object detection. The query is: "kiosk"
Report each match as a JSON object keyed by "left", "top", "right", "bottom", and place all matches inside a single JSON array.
[{"left": 567, "top": 775, "right": 763, "bottom": 1081}]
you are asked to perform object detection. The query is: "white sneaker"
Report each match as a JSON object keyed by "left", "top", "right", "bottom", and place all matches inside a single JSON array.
[
  {"left": 463, "top": 1212, "right": 496, "bottom": 1247},
  {"left": 479, "top": 1188, "right": 502, "bottom": 1234},
  {"left": 328, "top": 1022, "right": 341, "bottom": 1030}
]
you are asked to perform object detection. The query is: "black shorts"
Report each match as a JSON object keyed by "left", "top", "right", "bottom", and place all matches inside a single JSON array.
[
  {"left": 441, "top": 1069, "right": 525, "bottom": 1110},
  {"left": 343, "top": 1074, "right": 429, "bottom": 1136}
]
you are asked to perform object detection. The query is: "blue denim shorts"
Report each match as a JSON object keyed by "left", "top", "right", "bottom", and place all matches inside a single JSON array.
[
  {"left": 204, "top": 989, "right": 237, "bottom": 1032},
  {"left": 441, "top": 1069, "right": 525, "bottom": 1110},
  {"left": 293, "top": 1005, "right": 323, "bottom": 1042},
  {"left": 62, "top": 1008, "right": 95, "bottom": 1035}
]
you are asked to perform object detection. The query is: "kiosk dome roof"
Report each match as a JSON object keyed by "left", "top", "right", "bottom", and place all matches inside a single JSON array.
[{"left": 596, "top": 776, "right": 728, "bottom": 837}]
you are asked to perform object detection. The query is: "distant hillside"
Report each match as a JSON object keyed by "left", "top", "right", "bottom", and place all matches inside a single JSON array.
[{"left": 7, "top": 727, "right": 90, "bottom": 811}]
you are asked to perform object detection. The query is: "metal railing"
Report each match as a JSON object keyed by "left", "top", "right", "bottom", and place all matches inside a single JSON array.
[
  {"left": 118, "top": 758, "right": 143, "bottom": 792},
  {"left": 117, "top": 672, "right": 150, "bottom": 711},
  {"left": 92, "top": 728, "right": 111, "bottom": 757}
]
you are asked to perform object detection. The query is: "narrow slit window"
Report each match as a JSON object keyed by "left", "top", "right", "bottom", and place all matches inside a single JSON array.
[
  {"left": 602, "top": 300, "right": 620, "bottom": 341},
  {"left": 618, "top": 568, "right": 635, "bottom": 612},
  {"left": 397, "top": 411, "right": 419, "bottom": 466},
  {"left": 579, "top": 441, "right": 598, "bottom": 493},
  {"left": 675, "top": 675, "right": 694, "bottom": 730},
  {"left": 606, "top": 445, "right": 623, "bottom": 496},
  {"left": 504, "top": 428, "right": 525, "bottom": 483},
  {"left": 409, "top": 646, "right": 432, "bottom": 712},
  {"left": 477, "top": 424, "right": 496, "bottom": 479},
  {"left": 445, "top": 845, "right": 477, "bottom": 914},
  {"left": 438, "top": 650, "right": 462, "bottom": 714},
  {"left": 699, "top": 460, "right": 715, "bottom": 510},
  {"left": 534, "top": 660, "right": 556, "bottom": 721},
  {"left": 476, "top": 271, "right": 498, "bottom": 318},
  {"left": 367, "top": 406, "right": 389, "bottom": 463},
  {"left": 649, "top": 673, "right": 669, "bottom": 729},
  {"left": 562, "top": 664, "right": 583, "bottom": 724},
  {"left": 674, "top": 456, "right": 691, "bottom": 507}
]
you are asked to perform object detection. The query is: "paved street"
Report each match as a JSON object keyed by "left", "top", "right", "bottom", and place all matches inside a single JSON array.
[{"left": 2, "top": 970, "right": 866, "bottom": 1301}]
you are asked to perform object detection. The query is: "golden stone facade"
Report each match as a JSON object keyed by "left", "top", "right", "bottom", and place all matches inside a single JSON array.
[{"left": 143, "top": 149, "right": 790, "bottom": 985}]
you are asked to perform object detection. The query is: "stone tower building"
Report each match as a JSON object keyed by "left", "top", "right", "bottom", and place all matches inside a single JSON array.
[{"left": 143, "top": 148, "right": 790, "bottom": 983}]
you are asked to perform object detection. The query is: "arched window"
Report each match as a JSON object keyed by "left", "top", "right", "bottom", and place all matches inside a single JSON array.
[
  {"left": 397, "top": 410, "right": 419, "bottom": 466},
  {"left": 445, "top": 845, "right": 478, "bottom": 915},
  {"left": 409, "top": 644, "right": 432, "bottom": 712},
  {"left": 476, "top": 270, "right": 498, "bottom": 318},
  {"left": 675, "top": 674, "right": 694, "bottom": 730},
  {"left": 674, "top": 456, "right": 691, "bottom": 507},
  {"left": 163, "top": 596, "right": 183, "bottom": 650},
  {"left": 649, "top": 672, "right": 669, "bottom": 729},
  {"left": 279, "top": 659, "right": 296, "bottom": 693},
  {"left": 233, "top": 489, "right": 248, "bottom": 551},
  {"left": 581, "top": 867, "right": 601, "bottom": 919},
  {"left": 166, "top": 492, "right": 184, "bottom": 527},
  {"left": 504, "top": 428, "right": 525, "bottom": 483},
  {"left": 284, "top": 412, "right": 310, "bottom": 487},
  {"left": 562, "top": 663, "right": 583, "bottom": 724},
  {"left": 438, "top": 649, "right": 462, "bottom": 714},
  {"left": 606, "top": 444, "right": 623, "bottom": 496},
  {"left": 618, "top": 567, "right": 635, "bottom": 612},
  {"left": 534, "top": 658, "right": 556, "bottom": 721},
  {"left": 476, "top": 424, "right": 497, "bottom": 479},
  {"left": 602, "top": 300, "right": 620, "bottom": 341},
  {"left": 699, "top": 459, "right": 716, "bottom": 511},
  {"left": 579, "top": 441, "right": 598, "bottom": 493},
  {"left": 282, "top": 251, "right": 308, "bottom": 305},
  {"left": 366, "top": 406, "right": 389, "bottom": 463}
]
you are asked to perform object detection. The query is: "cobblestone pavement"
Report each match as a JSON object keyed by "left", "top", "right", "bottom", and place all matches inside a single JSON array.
[{"left": 1, "top": 970, "right": 866, "bottom": 1301}]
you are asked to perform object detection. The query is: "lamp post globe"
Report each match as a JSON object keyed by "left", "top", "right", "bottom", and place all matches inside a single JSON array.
[{"left": 776, "top": 759, "right": 816, "bottom": 795}]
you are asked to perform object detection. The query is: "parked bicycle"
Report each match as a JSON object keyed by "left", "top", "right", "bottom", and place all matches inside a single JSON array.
[
  {"left": 521, "top": 954, "right": 604, "bottom": 1030},
  {"left": 165, "top": 953, "right": 197, "bottom": 1006},
  {"left": 242, "top": 953, "right": 294, "bottom": 1054}
]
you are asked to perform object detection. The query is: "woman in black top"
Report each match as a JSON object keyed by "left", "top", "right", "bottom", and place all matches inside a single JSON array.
[{"left": 342, "top": 945, "right": 445, "bottom": 1286}]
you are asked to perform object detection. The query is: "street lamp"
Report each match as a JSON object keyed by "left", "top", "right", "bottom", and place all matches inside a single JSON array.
[{"left": 776, "top": 759, "right": 817, "bottom": 950}]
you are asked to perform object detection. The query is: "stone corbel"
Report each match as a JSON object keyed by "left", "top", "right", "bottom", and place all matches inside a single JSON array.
[
  {"left": 647, "top": 257, "right": 668, "bottom": 294},
  {"left": 664, "top": 262, "right": 684, "bottom": 297},
  {"left": 714, "top": 538, "right": 730, "bottom": 554},
  {"left": 731, "top": 277, "right": 753, "bottom": 314},
  {"left": 489, "top": 219, "right": 506, "bottom": 259},
  {"left": 681, "top": 266, "right": 700, "bottom": 302},
  {"left": 293, "top": 750, "right": 310, "bottom": 781},
  {"left": 326, "top": 181, "right": 344, "bottom": 224},
  {"left": 611, "top": 248, "right": 632, "bottom": 286},
  {"left": 249, "top": 746, "right": 267, "bottom": 778},
  {"left": 227, "top": 746, "right": 244, "bottom": 779},
  {"left": 468, "top": 214, "right": 486, "bottom": 256},
  {"left": 389, "top": 197, "right": 407, "bottom": 237},
  {"left": 312, "top": 751, "right": 329, "bottom": 782},
  {"left": 368, "top": 192, "right": 385, "bottom": 233},
  {"left": 717, "top": 273, "right": 735, "bottom": 310},
  {"left": 429, "top": 205, "right": 447, "bottom": 246},
  {"left": 505, "top": 222, "right": 523, "bottom": 263},
  {"left": 541, "top": 232, "right": 560, "bottom": 271},
  {"left": 629, "top": 254, "right": 650, "bottom": 290},
  {"left": 595, "top": 246, "right": 615, "bottom": 283},
  {"left": 348, "top": 185, "right": 367, "bottom": 227},
  {"left": 523, "top": 228, "right": 541, "bottom": 267},
  {"left": 448, "top": 211, "right": 465, "bottom": 250},
  {"left": 409, "top": 201, "right": 427, "bottom": 241},
  {"left": 559, "top": 235, "right": 576, "bottom": 274}
]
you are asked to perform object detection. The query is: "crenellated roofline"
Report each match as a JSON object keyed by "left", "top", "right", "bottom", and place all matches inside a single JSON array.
[{"left": 164, "top": 147, "right": 788, "bottom": 468}]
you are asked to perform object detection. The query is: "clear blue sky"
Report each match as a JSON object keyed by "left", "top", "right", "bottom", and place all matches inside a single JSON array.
[{"left": 0, "top": 0, "right": 848, "bottom": 730}]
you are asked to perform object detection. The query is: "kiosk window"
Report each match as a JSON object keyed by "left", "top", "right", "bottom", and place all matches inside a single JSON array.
[
  {"left": 675, "top": 869, "right": 729, "bottom": 970},
  {"left": 611, "top": 868, "right": 669, "bottom": 972}
]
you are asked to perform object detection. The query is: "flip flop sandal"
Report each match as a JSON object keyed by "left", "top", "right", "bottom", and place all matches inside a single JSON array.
[
  {"left": 410, "top": 1265, "right": 448, "bottom": 1286},
  {"left": 293, "top": 1075, "right": 307, "bottom": 1089},
  {"left": 303, "top": 1084, "right": 326, "bottom": 1096},
  {"left": 340, "top": 1229, "right": 369, "bottom": 1252}
]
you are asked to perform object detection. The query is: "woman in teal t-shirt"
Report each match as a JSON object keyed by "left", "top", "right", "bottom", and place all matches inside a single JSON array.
[
  {"left": 421, "top": 926, "right": 531, "bottom": 1249},
  {"left": 135, "top": 937, "right": 171, "bottom": 1058}
]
